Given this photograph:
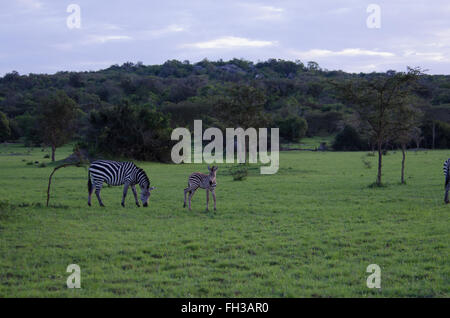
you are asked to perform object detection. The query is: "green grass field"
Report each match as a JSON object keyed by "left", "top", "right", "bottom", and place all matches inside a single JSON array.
[{"left": 0, "top": 144, "right": 448, "bottom": 297}]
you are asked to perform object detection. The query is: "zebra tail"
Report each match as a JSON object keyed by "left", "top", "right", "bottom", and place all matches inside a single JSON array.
[
  {"left": 88, "top": 171, "right": 93, "bottom": 193},
  {"left": 445, "top": 159, "right": 450, "bottom": 188}
]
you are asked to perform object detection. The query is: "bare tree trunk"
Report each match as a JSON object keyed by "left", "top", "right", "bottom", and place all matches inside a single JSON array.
[
  {"left": 377, "top": 141, "right": 383, "bottom": 185},
  {"left": 401, "top": 144, "right": 406, "bottom": 184},
  {"left": 51, "top": 144, "right": 56, "bottom": 162},
  {"left": 47, "top": 162, "right": 79, "bottom": 207}
]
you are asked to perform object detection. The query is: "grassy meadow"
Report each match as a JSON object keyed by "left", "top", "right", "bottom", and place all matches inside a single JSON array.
[{"left": 0, "top": 143, "right": 448, "bottom": 297}]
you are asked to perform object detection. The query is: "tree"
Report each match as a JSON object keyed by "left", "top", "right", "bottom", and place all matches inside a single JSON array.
[
  {"left": 38, "top": 90, "right": 78, "bottom": 161},
  {"left": 335, "top": 67, "right": 423, "bottom": 185},
  {"left": 332, "top": 125, "right": 366, "bottom": 151},
  {"left": 15, "top": 112, "right": 42, "bottom": 146},
  {"left": 275, "top": 115, "right": 308, "bottom": 142},
  {"left": 392, "top": 103, "right": 422, "bottom": 184},
  {"left": 0, "top": 111, "right": 11, "bottom": 142},
  {"left": 88, "top": 101, "right": 173, "bottom": 162},
  {"left": 307, "top": 61, "right": 320, "bottom": 71},
  {"left": 214, "top": 85, "right": 269, "bottom": 128},
  {"left": 409, "top": 127, "right": 423, "bottom": 150}
]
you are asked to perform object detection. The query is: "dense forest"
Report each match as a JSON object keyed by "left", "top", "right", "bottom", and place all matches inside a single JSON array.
[{"left": 0, "top": 59, "right": 449, "bottom": 161}]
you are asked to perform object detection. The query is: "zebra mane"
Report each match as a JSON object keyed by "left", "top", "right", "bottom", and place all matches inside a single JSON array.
[
  {"left": 137, "top": 167, "right": 150, "bottom": 188},
  {"left": 445, "top": 159, "right": 450, "bottom": 186},
  {"left": 444, "top": 159, "right": 450, "bottom": 171}
]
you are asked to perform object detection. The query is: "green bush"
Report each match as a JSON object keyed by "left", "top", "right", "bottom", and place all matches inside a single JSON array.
[
  {"left": 229, "top": 164, "right": 248, "bottom": 181},
  {"left": 332, "top": 125, "right": 368, "bottom": 151},
  {"left": 87, "top": 102, "right": 173, "bottom": 162},
  {"left": 275, "top": 115, "right": 308, "bottom": 142}
]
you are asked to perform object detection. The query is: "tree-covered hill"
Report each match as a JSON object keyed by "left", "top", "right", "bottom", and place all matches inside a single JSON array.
[{"left": 0, "top": 59, "right": 449, "bottom": 159}]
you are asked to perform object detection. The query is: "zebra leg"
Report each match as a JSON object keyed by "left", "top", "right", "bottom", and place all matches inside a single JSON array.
[
  {"left": 183, "top": 187, "right": 189, "bottom": 208},
  {"left": 95, "top": 186, "right": 105, "bottom": 207},
  {"left": 121, "top": 183, "right": 130, "bottom": 207},
  {"left": 212, "top": 189, "right": 216, "bottom": 211},
  {"left": 445, "top": 183, "right": 449, "bottom": 204},
  {"left": 188, "top": 188, "right": 197, "bottom": 211},
  {"left": 88, "top": 178, "right": 94, "bottom": 207},
  {"left": 131, "top": 185, "right": 140, "bottom": 207},
  {"left": 206, "top": 189, "right": 209, "bottom": 211}
]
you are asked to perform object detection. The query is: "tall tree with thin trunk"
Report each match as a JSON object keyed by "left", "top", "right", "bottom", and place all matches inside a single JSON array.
[
  {"left": 38, "top": 90, "right": 78, "bottom": 161},
  {"left": 334, "top": 67, "right": 423, "bottom": 186},
  {"left": 392, "top": 103, "right": 422, "bottom": 184}
]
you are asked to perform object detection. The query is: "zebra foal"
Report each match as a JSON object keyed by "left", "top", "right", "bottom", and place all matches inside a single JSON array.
[
  {"left": 444, "top": 158, "right": 450, "bottom": 204},
  {"left": 184, "top": 166, "right": 218, "bottom": 211},
  {"left": 88, "top": 160, "right": 155, "bottom": 207}
]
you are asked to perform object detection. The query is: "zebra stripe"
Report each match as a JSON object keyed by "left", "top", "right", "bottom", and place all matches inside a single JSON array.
[
  {"left": 184, "top": 166, "right": 218, "bottom": 211},
  {"left": 444, "top": 158, "right": 450, "bottom": 182},
  {"left": 88, "top": 160, "right": 152, "bottom": 207},
  {"left": 444, "top": 158, "right": 450, "bottom": 204},
  {"left": 188, "top": 172, "right": 217, "bottom": 190}
]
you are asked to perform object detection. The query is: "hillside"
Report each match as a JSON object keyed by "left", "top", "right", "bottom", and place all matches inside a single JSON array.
[{"left": 0, "top": 59, "right": 449, "bottom": 152}]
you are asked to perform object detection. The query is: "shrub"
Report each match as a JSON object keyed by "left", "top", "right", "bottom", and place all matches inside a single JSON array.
[
  {"left": 275, "top": 115, "right": 308, "bottom": 142},
  {"left": 229, "top": 164, "right": 248, "bottom": 181},
  {"left": 305, "top": 111, "right": 343, "bottom": 136},
  {"left": 332, "top": 125, "right": 367, "bottom": 151},
  {"left": 87, "top": 102, "right": 173, "bottom": 162}
]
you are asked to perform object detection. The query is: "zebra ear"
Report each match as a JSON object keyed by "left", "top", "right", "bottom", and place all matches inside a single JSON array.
[
  {"left": 208, "top": 165, "right": 211, "bottom": 171},
  {"left": 214, "top": 166, "right": 218, "bottom": 171}
]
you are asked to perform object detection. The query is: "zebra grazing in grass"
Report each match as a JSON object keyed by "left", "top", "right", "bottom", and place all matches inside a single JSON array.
[
  {"left": 88, "top": 160, "right": 156, "bottom": 207},
  {"left": 444, "top": 158, "right": 450, "bottom": 204},
  {"left": 184, "top": 166, "right": 218, "bottom": 211}
]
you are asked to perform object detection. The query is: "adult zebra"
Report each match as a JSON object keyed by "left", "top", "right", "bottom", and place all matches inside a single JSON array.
[
  {"left": 88, "top": 160, "right": 155, "bottom": 207},
  {"left": 184, "top": 166, "right": 218, "bottom": 211},
  {"left": 444, "top": 158, "right": 450, "bottom": 204}
]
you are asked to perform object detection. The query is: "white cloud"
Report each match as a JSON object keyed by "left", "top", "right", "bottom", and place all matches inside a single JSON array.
[
  {"left": 291, "top": 48, "right": 396, "bottom": 59},
  {"left": 144, "top": 24, "right": 185, "bottom": 37},
  {"left": 183, "top": 36, "right": 277, "bottom": 49},
  {"left": 329, "top": 7, "right": 351, "bottom": 15},
  {"left": 102, "top": 24, "right": 124, "bottom": 31},
  {"left": 16, "top": 0, "right": 42, "bottom": 10},
  {"left": 83, "top": 35, "right": 132, "bottom": 45},
  {"left": 52, "top": 34, "right": 132, "bottom": 51},
  {"left": 403, "top": 50, "right": 448, "bottom": 62},
  {"left": 238, "top": 3, "right": 284, "bottom": 20}
]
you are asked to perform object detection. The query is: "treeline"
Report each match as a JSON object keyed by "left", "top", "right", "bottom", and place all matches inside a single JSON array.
[{"left": 0, "top": 59, "right": 449, "bottom": 161}]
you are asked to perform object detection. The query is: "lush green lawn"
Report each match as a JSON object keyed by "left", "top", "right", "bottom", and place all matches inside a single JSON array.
[{"left": 0, "top": 144, "right": 448, "bottom": 297}]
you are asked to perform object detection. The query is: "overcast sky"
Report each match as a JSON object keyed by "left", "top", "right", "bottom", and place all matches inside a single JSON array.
[{"left": 1, "top": 0, "right": 449, "bottom": 75}]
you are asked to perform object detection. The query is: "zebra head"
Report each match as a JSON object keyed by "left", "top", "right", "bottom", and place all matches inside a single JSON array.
[
  {"left": 208, "top": 165, "right": 218, "bottom": 188},
  {"left": 140, "top": 185, "right": 156, "bottom": 207},
  {"left": 136, "top": 168, "right": 156, "bottom": 207}
]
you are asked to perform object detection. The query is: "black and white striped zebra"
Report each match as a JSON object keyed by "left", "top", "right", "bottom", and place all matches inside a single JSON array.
[
  {"left": 88, "top": 160, "right": 155, "bottom": 207},
  {"left": 184, "top": 166, "right": 218, "bottom": 211},
  {"left": 444, "top": 158, "right": 450, "bottom": 204}
]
